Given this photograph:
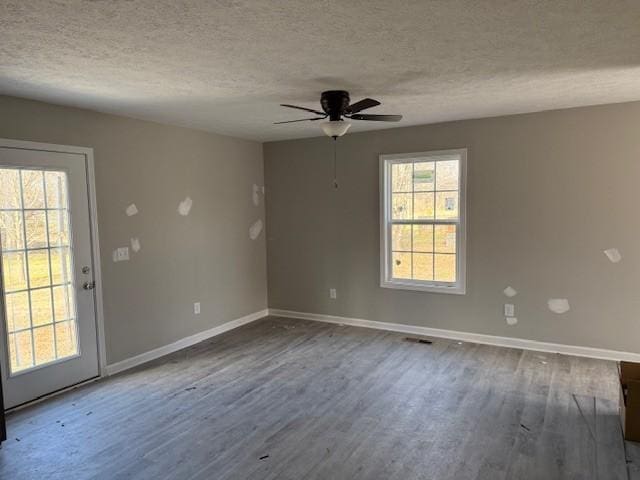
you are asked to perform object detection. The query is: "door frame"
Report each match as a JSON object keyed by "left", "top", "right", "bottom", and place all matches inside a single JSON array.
[{"left": 0, "top": 138, "right": 107, "bottom": 380}]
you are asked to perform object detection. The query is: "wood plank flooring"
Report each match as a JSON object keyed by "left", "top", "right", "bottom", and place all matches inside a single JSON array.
[{"left": 0, "top": 316, "right": 635, "bottom": 479}]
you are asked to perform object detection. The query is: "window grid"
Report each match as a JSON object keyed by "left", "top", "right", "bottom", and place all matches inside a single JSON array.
[
  {"left": 0, "top": 208, "right": 69, "bottom": 212},
  {"left": 3, "top": 245, "right": 71, "bottom": 255},
  {"left": 18, "top": 170, "right": 36, "bottom": 368},
  {"left": 389, "top": 160, "right": 459, "bottom": 283},
  {"left": 432, "top": 163, "right": 437, "bottom": 280},
  {"left": 410, "top": 162, "right": 414, "bottom": 279},
  {"left": 1, "top": 168, "right": 79, "bottom": 374},
  {"left": 4, "top": 281, "right": 73, "bottom": 296},
  {"left": 41, "top": 171, "right": 59, "bottom": 359}
]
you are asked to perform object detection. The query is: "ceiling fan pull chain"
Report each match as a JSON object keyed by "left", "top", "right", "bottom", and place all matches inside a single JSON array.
[{"left": 333, "top": 138, "right": 339, "bottom": 189}]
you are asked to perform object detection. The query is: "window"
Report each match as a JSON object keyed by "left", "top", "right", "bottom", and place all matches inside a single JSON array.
[
  {"left": 380, "top": 149, "right": 466, "bottom": 294},
  {"left": 0, "top": 168, "right": 79, "bottom": 374}
]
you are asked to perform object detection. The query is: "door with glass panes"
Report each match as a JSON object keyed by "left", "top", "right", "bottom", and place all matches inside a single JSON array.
[{"left": 0, "top": 144, "right": 99, "bottom": 408}]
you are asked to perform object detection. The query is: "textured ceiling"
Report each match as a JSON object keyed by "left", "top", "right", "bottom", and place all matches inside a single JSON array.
[{"left": 2, "top": 1, "right": 640, "bottom": 142}]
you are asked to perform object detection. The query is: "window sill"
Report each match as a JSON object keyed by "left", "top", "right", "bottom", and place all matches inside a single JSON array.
[{"left": 380, "top": 279, "right": 466, "bottom": 295}]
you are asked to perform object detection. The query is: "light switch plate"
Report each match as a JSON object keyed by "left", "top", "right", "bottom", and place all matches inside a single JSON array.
[
  {"left": 194, "top": 302, "right": 201, "bottom": 315},
  {"left": 504, "top": 303, "right": 515, "bottom": 317},
  {"left": 329, "top": 288, "right": 337, "bottom": 299},
  {"left": 113, "top": 247, "right": 130, "bottom": 262}
]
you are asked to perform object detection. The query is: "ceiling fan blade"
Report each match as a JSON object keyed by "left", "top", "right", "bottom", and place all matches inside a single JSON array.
[
  {"left": 280, "top": 104, "right": 326, "bottom": 116},
  {"left": 273, "top": 117, "right": 325, "bottom": 124},
  {"left": 349, "top": 114, "right": 402, "bottom": 122},
  {"left": 346, "top": 98, "right": 381, "bottom": 114}
]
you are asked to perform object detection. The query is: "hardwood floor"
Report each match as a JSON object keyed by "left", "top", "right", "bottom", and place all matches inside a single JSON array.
[{"left": 0, "top": 316, "right": 635, "bottom": 479}]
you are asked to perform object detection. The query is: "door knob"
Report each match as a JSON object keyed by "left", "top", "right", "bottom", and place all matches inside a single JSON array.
[{"left": 83, "top": 281, "right": 95, "bottom": 290}]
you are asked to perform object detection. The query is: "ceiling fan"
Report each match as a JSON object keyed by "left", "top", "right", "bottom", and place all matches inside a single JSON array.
[{"left": 275, "top": 90, "right": 402, "bottom": 138}]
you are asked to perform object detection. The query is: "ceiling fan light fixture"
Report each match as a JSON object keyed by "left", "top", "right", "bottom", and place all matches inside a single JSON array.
[{"left": 321, "top": 120, "right": 351, "bottom": 138}]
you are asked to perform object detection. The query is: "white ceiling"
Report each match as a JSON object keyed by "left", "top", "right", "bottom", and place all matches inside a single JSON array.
[{"left": 2, "top": 1, "right": 640, "bottom": 142}]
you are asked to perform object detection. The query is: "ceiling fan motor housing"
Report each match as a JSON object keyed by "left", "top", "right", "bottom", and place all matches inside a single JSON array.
[{"left": 321, "top": 90, "right": 350, "bottom": 120}]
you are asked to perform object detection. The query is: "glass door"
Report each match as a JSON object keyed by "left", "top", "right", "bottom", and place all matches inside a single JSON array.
[{"left": 0, "top": 146, "right": 99, "bottom": 409}]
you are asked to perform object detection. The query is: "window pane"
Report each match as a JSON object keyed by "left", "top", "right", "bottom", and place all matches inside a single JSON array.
[
  {"left": 28, "top": 249, "right": 51, "bottom": 288},
  {"left": 47, "top": 210, "right": 70, "bottom": 247},
  {"left": 392, "top": 163, "right": 412, "bottom": 192},
  {"left": 392, "top": 193, "right": 412, "bottom": 220},
  {"left": 413, "top": 161, "right": 435, "bottom": 192},
  {"left": 2, "top": 168, "right": 79, "bottom": 375},
  {"left": 25, "top": 210, "right": 48, "bottom": 249},
  {"left": 55, "top": 321, "right": 78, "bottom": 359},
  {"left": 392, "top": 225, "right": 411, "bottom": 251},
  {"left": 435, "top": 191, "right": 458, "bottom": 220},
  {"left": 53, "top": 284, "right": 75, "bottom": 322},
  {"left": 0, "top": 169, "right": 22, "bottom": 209},
  {"left": 33, "top": 325, "right": 56, "bottom": 365},
  {"left": 2, "top": 251, "right": 27, "bottom": 292},
  {"left": 434, "top": 254, "right": 456, "bottom": 282},
  {"left": 414, "top": 192, "right": 434, "bottom": 220},
  {"left": 413, "top": 253, "right": 434, "bottom": 281},
  {"left": 21, "top": 170, "right": 45, "bottom": 209},
  {"left": 0, "top": 211, "right": 25, "bottom": 250},
  {"left": 5, "top": 291, "right": 30, "bottom": 332},
  {"left": 434, "top": 225, "right": 456, "bottom": 253},
  {"left": 392, "top": 252, "right": 411, "bottom": 279},
  {"left": 31, "top": 288, "right": 53, "bottom": 327},
  {"left": 9, "top": 330, "right": 34, "bottom": 373},
  {"left": 51, "top": 248, "right": 73, "bottom": 285},
  {"left": 412, "top": 225, "right": 433, "bottom": 252},
  {"left": 436, "top": 160, "right": 459, "bottom": 191},
  {"left": 22, "top": 170, "right": 44, "bottom": 208},
  {"left": 45, "top": 171, "right": 68, "bottom": 209}
]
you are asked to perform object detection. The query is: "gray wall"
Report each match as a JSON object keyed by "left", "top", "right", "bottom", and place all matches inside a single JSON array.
[
  {"left": 264, "top": 102, "right": 640, "bottom": 353},
  {"left": 0, "top": 95, "right": 267, "bottom": 364}
]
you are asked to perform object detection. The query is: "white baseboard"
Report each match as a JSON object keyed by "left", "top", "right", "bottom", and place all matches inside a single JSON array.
[
  {"left": 105, "top": 309, "right": 269, "bottom": 376},
  {"left": 269, "top": 308, "right": 640, "bottom": 363}
]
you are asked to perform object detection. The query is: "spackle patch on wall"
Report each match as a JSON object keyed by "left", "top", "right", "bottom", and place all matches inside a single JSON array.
[
  {"left": 548, "top": 298, "right": 570, "bottom": 314},
  {"left": 125, "top": 204, "right": 138, "bottom": 216},
  {"left": 503, "top": 286, "right": 517, "bottom": 298},
  {"left": 604, "top": 248, "right": 622, "bottom": 263},
  {"left": 506, "top": 317, "right": 518, "bottom": 326},
  {"left": 131, "top": 237, "right": 141, "bottom": 253},
  {"left": 252, "top": 184, "right": 262, "bottom": 206},
  {"left": 249, "top": 219, "right": 263, "bottom": 240},
  {"left": 178, "top": 197, "right": 193, "bottom": 216}
]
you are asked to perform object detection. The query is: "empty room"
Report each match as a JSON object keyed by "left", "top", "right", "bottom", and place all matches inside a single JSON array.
[{"left": 1, "top": 1, "right": 640, "bottom": 479}]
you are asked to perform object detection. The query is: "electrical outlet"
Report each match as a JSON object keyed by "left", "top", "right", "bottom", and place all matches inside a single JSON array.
[
  {"left": 504, "top": 303, "right": 515, "bottom": 317},
  {"left": 329, "top": 288, "right": 337, "bottom": 299},
  {"left": 194, "top": 302, "right": 201, "bottom": 315}
]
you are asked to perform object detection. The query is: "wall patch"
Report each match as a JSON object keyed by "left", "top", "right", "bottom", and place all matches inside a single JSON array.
[
  {"left": 604, "top": 248, "right": 622, "bottom": 263},
  {"left": 252, "top": 184, "right": 262, "bottom": 206},
  {"left": 125, "top": 204, "right": 138, "bottom": 216},
  {"left": 249, "top": 219, "right": 263, "bottom": 240},
  {"left": 178, "top": 197, "right": 193, "bottom": 216},
  {"left": 503, "top": 286, "right": 517, "bottom": 298},
  {"left": 131, "top": 237, "right": 141, "bottom": 253},
  {"left": 548, "top": 298, "right": 570, "bottom": 314}
]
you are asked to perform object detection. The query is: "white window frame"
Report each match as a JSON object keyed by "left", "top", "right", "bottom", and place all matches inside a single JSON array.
[{"left": 379, "top": 148, "right": 467, "bottom": 294}]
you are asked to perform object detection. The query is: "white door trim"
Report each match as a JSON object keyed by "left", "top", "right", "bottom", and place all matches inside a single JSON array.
[{"left": 0, "top": 138, "right": 107, "bottom": 376}]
